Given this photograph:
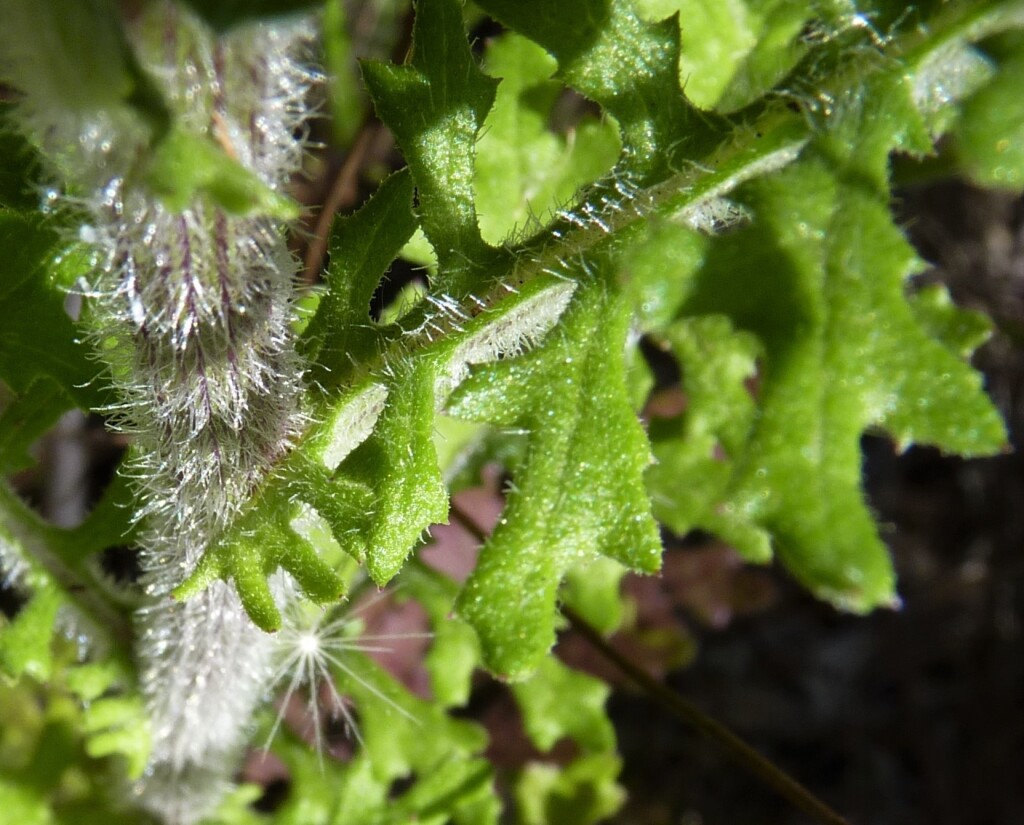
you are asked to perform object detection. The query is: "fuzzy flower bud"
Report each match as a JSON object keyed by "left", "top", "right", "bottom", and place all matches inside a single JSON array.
[{"left": 3, "top": 2, "right": 319, "bottom": 822}]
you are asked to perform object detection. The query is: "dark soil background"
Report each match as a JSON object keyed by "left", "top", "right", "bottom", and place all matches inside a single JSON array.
[{"left": 598, "top": 180, "right": 1024, "bottom": 825}]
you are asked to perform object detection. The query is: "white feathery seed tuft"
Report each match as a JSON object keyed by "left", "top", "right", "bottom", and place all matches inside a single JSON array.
[{"left": 267, "top": 595, "right": 425, "bottom": 759}]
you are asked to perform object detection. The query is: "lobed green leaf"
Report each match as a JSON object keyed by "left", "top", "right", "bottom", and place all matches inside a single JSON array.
[
  {"left": 449, "top": 277, "right": 662, "bottom": 678},
  {"left": 474, "top": 32, "right": 620, "bottom": 245},
  {"left": 362, "top": 0, "right": 503, "bottom": 292},
  {"left": 667, "top": 157, "right": 1005, "bottom": 609},
  {"left": 475, "top": 0, "right": 724, "bottom": 180},
  {"left": 511, "top": 656, "right": 615, "bottom": 753},
  {"left": 514, "top": 753, "right": 625, "bottom": 825}
]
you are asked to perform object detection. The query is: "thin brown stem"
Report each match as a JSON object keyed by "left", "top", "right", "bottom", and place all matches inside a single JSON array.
[
  {"left": 561, "top": 603, "right": 852, "bottom": 825},
  {"left": 301, "top": 5, "right": 416, "bottom": 282},
  {"left": 448, "top": 500, "right": 488, "bottom": 544},
  {"left": 302, "top": 119, "right": 380, "bottom": 282}
]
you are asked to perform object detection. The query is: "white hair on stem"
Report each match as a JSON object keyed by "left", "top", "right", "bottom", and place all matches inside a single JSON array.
[
  {"left": 1, "top": 2, "right": 321, "bottom": 822},
  {"left": 117, "top": 10, "right": 318, "bottom": 823}
]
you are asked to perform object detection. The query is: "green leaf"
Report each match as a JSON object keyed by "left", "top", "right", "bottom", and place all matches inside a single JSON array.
[
  {"left": 272, "top": 721, "right": 497, "bottom": 825},
  {"left": 0, "top": 474, "right": 137, "bottom": 650},
  {"left": 0, "top": 212, "right": 107, "bottom": 411},
  {"left": 2, "top": 0, "right": 170, "bottom": 153},
  {"left": 909, "top": 283, "right": 995, "bottom": 358},
  {"left": 339, "top": 363, "right": 449, "bottom": 585},
  {"left": 64, "top": 661, "right": 123, "bottom": 703},
  {"left": 622, "top": 220, "right": 709, "bottom": 333},
  {"left": 144, "top": 127, "right": 299, "bottom": 219},
  {"left": 400, "top": 561, "right": 481, "bottom": 708},
  {"left": 0, "top": 781, "right": 53, "bottom": 825},
  {"left": 911, "top": 40, "right": 994, "bottom": 137},
  {"left": 0, "top": 585, "right": 62, "bottom": 681},
  {"left": 0, "top": 379, "right": 74, "bottom": 474},
  {"left": 80, "top": 695, "right": 150, "bottom": 779},
  {"left": 175, "top": 34, "right": 808, "bottom": 630},
  {"left": 179, "top": 360, "right": 447, "bottom": 629},
  {"left": 302, "top": 382, "right": 391, "bottom": 475},
  {"left": 2, "top": 2, "right": 1023, "bottom": 822},
  {"left": 1, "top": 0, "right": 134, "bottom": 118},
  {"left": 511, "top": 657, "right": 615, "bottom": 753},
  {"left": 648, "top": 315, "right": 766, "bottom": 557},
  {"left": 323, "top": 0, "right": 364, "bottom": 144},
  {"left": 514, "top": 753, "right": 624, "bottom": 825},
  {"left": 175, "top": 492, "right": 345, "bottom": 631},
  {"left": 474, "top": 33, "right": 620, "bottom": 244},
  {"left": 640, "top": 41, "right": 1009, "bottom": 610},
  {"left": 333, "top": 653, "right": 488, "bottom": 782},
  {"left": 325, "top": 757, "right": 388, "bottom": 825},
  {"left": 716, "top": 0, "right": 813, "bottom": 112},
  {"left": 384, "top": 758, "right": 496, "bottom": 825},
  {"left": 817, "top": 70, "right": 933, "bottom": 193},
  {"left": 635, "top": 0, "right": 759, "bottom": 110},
  {"left": 362, "top": 0, "right": 502, "bottom": 291},
  {"left": 956, "top": 44, "right": 1024, "bottom": 189},
  {"left": 0, "top": 105, "right": 42, "bottom": 211},
  {"left": 474, "top": 0, "right": 722, "bottom": 180},
  {"left": 210, "top": 273, "right": 582, "bottom": 631},
  {"left": 431, "top": 414, "right": 487, "bottom": 482},
  {"left": 261, "top": 725, "right": 350, "bottom": 825},
  {"left": 448, "top": 278, "right": 662, "bottom": 678},
  {"left": 677, "top": 153, "right": 1005, "bottom": 610},
  {"left": 204, "top": 785, "right": 267, "bottom": 825},
  {"left": 560, "top": 556, "right": 627, "bottom": 635},
  {"left": 302, "top": 170, "right": 417, "bottom": 391}
]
